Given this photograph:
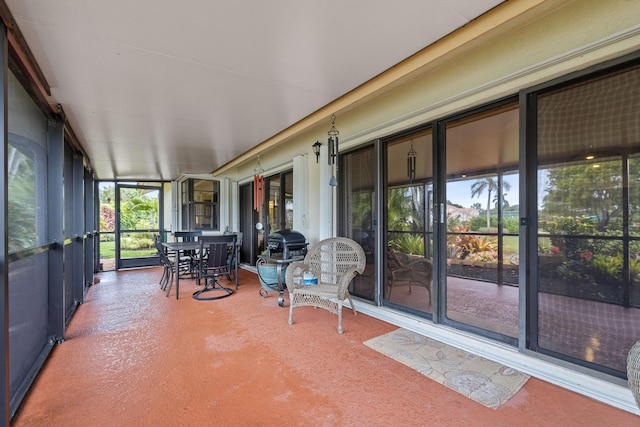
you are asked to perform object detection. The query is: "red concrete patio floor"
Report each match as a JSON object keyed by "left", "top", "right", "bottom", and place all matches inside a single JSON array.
[{"left": 11, "top": 267, "right": 639, "bottom": 426}]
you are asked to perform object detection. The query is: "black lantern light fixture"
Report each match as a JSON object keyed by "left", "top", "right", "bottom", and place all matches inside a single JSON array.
[
  {"left": 312, "top": 141, "right": 322, "bottom": 163},
  {"left": 407, "top": 142, "right": 416, "bottom": 181},
  {"left": 327, "top": 114, "right": 339, "bottom": 165}
]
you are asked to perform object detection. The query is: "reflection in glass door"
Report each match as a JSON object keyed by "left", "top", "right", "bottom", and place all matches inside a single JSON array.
[
  {"left": 533, "top": 65, "right": 640, "bottom": 376},
  {"left": 267, "top": 175, "right": 281, "bottom": 235},
  {"left": 341, "top": 146, "right": 377, "bottom": 301},
  {"left": 443, "top": 102, "right": 519, "bottom": 343},
  {"left": 116, "top": 184, "right": 163, "bottom": 269},
  {"left": 630, "top": 155, "right": 640, "bottom": 309},
  {"left": 254, "top": 171, "right": 293, "bottom": 256},
  {"left": 384, "top": 130, "right": 434, "bottom": 315}
]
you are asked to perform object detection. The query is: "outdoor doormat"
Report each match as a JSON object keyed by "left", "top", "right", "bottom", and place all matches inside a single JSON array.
[{"left": 364, "top": 328, "right": 529, "bottom": 409}]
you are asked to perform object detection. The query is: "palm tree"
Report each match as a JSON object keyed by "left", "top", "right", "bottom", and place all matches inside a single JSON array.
[
  {"left": 387, "top": 187, "right": 414, "bottom": 231},
  {"left": 470, "top": 177, "right": 510, "bottom": 229}
]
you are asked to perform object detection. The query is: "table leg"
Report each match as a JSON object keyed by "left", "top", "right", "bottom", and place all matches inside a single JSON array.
[
  {"left": 175, "top": 249, "right": 180, "bottom": 299},
  {"left": 235, "top": 244, "right": 239, "bottom": 290},
  {"left": 277, "top": 263, "right": 285, "bottom": 307}
]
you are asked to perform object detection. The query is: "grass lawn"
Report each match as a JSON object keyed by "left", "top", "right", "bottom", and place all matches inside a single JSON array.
[
  {"left": 503, "top": 235, "right": 519, "bottom": 254},
  {"left": 100, "top": 241, "right": 156, "bottom": 259}
]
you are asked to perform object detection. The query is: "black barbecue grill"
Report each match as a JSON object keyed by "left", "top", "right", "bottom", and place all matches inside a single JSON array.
[{"left": 267, "top": 230, "right": 308, "bottom": 259}]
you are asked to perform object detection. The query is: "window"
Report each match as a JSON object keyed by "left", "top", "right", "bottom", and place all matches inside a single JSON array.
[{"left": 181, "top": 179, "right": 220, "bottom": 231}]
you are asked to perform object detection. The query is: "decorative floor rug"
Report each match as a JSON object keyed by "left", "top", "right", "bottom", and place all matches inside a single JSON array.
[{"left": 363, "top": 328, "right": 529, "bottom": 409}]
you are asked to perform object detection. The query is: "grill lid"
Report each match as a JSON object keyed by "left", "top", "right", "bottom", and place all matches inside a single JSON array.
[
  {"left": 267, "top": 230, "right": 308, "bottom": 259},
  {"left": 268, "top": 229, "right": 306, "bottom": 244}
]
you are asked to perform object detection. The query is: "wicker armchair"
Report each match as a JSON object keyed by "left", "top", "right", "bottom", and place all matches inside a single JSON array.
[
  {"left": 285, "top": 237, "right": 366, "bottom": 334},
  {"left": 628, "top": 340, "right": 640, "bottom": 408}
]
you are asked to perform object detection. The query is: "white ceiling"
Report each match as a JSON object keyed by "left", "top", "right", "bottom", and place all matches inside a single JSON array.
[{"left": 6, "top": 0, "right": 503, "bottom": 181}]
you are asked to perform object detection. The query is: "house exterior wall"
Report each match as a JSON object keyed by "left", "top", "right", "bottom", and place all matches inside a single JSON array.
[
  {"left": 215, "top": 0, "right": 640, "bottom": 413},
  {"left": 220, "top": 0, "right": 640, "bottom": 245}
]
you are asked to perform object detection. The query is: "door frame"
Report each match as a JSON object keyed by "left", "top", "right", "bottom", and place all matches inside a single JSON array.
[{"left": 115, "top": 183, "right": 164, "bottom": 269}]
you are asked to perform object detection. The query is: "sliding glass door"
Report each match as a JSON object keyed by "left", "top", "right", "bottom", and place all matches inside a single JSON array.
[
  {"left": 340, "top": 56, "right": 640, "bottom": 378},
  {"left": 379, "top": 102, "right": 521, "bottom": 337},
  {"left": 531, "top": 63, "right": 640, "bottom": 375},
  {"left": 384, "top": 129, "right": 434, "bottom": 315},
  {"left": 442, "top": 102, "right": 520, "bottom": 342},
  {"left": 341, "top": 145, "right": 377, "bottom": 301},
  {"left": 253, "top": 170, "right": 293, "bottom": 256}
]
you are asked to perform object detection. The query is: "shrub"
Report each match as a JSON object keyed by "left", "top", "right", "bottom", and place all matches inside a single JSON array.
[
  {"left": 468, "top": 216, "right": 490, "bottom": 231},
  {"left": 555, "top": 260, "right": 596, "bottom": 285},
  {"left": 631, "top": 258, "right": 640, "bottom": 282},
  {"left": 447, "top": 214, "right": 464, "bottom": 231},
  {"left": 544, "top": 216, "right": 598, "bottom": 234},
  {"left": 540, "top": 216, "right": 597, "bottom": 261},
  {"left": 101, "top": 233, "right": 115, "bottom": 242},
  {"left": 462, "top": 235, "right": 497, "bottom": 256},
  {"left": 590, "top": 254, "right": 622, "bottom": 280},
  {"left": 121, "top": 236, "right": 154, "bottom": 251},
  {"left": 466, "top": 250, "right": 498, "bottom": 263},
  {"left": 590, "top": 238, "right": 623, "bottom": 258},
  {"left": 389, "top": 233, "right": 424, "bottom": 255},
  {"left": 446, "top": 223, "right": 498, "bottom": 260},
  {"left": 503, "top": 217, "right": 520, "bottom": 233}
]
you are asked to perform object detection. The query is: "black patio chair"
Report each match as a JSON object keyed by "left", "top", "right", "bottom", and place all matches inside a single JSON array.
[
  {"left": 223, "top": 230, "right": 243, "bottom": 280},
  {"left": 193, "top": 235, "right": 236, "bottom": 300},
  {"left": 155, "top": 237, "right": 177, "bottom": 296},
  {"left": 174, "top": 230, "right": 202, "bottom": 279}
]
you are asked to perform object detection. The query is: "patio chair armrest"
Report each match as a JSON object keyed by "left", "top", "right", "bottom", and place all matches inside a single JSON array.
[
  {"left": 285, "top": 261, "right": 311, "bottom": 291},
  {"left": 334, "top": 267, "right": 362, "bottom": 296}
]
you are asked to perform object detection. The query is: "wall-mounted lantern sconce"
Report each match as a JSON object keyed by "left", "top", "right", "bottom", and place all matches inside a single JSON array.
[
  {"left": 407, "top": 142, "right": 416, "bottom": 181},
  {"left": 327, "top": 114, "right": 339, "bottom": 165},
  {"left": 312, "top": 141, "right": 322, "bottom": 163}
]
